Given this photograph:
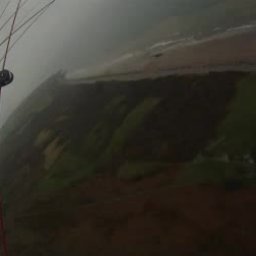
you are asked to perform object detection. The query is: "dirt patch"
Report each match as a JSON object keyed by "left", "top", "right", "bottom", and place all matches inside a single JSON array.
[
  {"left": 52, "top": 176, "right": 256, "bottom": 256},
  {"left": 10, "top": 164, "right": 256, "bottom": 256}
]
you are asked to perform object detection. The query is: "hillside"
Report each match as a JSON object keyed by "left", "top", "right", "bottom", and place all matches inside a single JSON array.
[{"left": 1, "top": 71, "right": 256, "bottom": 255}]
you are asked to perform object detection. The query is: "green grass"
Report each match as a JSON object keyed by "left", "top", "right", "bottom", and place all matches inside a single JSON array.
[
  {"left": 82, "top": 95, "right": 128, "bottom": 159},
  {"left": 118, "top": 161, "right": 169, "bottom": 181},
  {"left": 39, "top": 152, "right": 96, "bottom": 192},
  {"left": 39, "top": 98, "right": 148, "bottom": 191},
  {"left": 101, "top": 97, "right": 161, "bottom": 163},
  {"left": 102, "top": 95, "right": 126, "bottom": 115},
  {"left": 210, "top": 75, "right": 256, "bottom": 157},
  {"left": 83, "top": 121, "right": 112, "bottom": 158},
  {"left": 176, "top": 158, "right": 256, "bottom": 187},
  {"left": 177, "top": 75, "right": 256, "bottom": 187}
]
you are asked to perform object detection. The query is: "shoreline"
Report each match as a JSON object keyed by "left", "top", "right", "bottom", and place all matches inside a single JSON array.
[
  {"left": 67, "top": 27, "right": 256, "bottom": 84},
  {"left": 66, "top": 63, "right": 256, "bottom": 84}
]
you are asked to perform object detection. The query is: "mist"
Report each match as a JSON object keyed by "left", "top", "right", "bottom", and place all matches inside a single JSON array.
[
  {"left": 0, "top": 0, "right": 252, "bottom": 124},
  {"left": 0, "top": 0, "right": 176, "bottom": 124}
]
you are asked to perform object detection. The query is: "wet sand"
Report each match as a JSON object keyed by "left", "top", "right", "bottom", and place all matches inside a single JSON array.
[{"left": 67, "top": 28, "right": 256, "bottom": 83}]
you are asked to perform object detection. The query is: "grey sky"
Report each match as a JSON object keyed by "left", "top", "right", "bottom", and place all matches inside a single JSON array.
[
  {"left": 0, "top": 0, "right": 104, "bottom": 124},
  {"left": 0, "top": 0, "right": 253, "bottom": 124},
  {"left": 0, "top": 0, "right": 174, "bottom": 124}
]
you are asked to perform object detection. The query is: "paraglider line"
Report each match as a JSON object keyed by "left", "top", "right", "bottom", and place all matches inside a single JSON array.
[{"left": 2, "top": 0, "right": 22, "bottom": 71}]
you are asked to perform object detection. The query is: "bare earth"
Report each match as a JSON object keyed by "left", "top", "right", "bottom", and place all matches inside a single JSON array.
[{"left": 74, "top": 28, "right": 256, "bottom": 82}]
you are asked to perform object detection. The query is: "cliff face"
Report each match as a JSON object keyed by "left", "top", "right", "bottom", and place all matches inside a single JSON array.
[{"left": 1, "top": 71, "right": 256, "bottom": 255}]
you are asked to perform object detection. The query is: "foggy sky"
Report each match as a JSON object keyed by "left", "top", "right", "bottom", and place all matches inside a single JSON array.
[
  {"left": 0, "top": 0, "right": 103, "bottom": 124},
  {"left": 0, "top": 0, "right": 178, "bottom": 124},
  {"left": 0, "top": 0, "right": 242, "bottom": 124}
]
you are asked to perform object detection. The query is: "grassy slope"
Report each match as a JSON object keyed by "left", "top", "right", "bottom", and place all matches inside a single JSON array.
[
  {"left": 177, "top": 74, "right": 256, "bottom": 187},
  {"left": 0, "top": 71, "right": 254, "bottom": 255}
]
